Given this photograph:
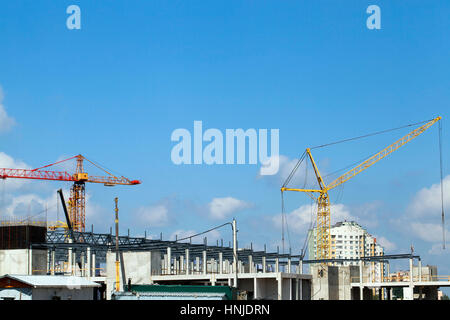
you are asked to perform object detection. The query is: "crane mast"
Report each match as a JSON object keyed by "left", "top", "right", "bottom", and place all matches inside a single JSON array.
[{"left": 281, "top": 116, "right": 441, "bottom": 261}]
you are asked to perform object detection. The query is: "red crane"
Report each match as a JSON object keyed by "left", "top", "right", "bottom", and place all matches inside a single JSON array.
[{"left": 0, "top": 154, "right": 141, "bottom": 232}]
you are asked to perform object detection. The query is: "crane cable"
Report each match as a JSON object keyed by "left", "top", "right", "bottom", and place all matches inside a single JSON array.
[
  {"left": 282, "top": 151, "right": 306, "bottom": 188},
  {"left": 310, "top": 119, "right": 432, "bottom": 150},
  {"left": 174, "top": 222, "right": 231, "bottom": 243},
  {"left": 281, "top": 152, "right": 309, "bottom": 255},
  {"left": 280, "top": 191, "right": 292, "bottom": 255},
  {"left": 439, "top": 120, "right": 446, "bottom": 249}
]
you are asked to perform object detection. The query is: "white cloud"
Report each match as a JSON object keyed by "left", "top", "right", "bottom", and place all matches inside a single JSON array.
[
  {"left": 271, "top": 203, "right": 354, "bottom": 235},
  {"left": 409, "top": 222, "right": 448, "bottom": 243},
  {"left": 2, "top": 193, "right": 47, "bottom": 218},
  {"left": 395, "top": 176, "right": 449, "bottom": 250},
  {"left": 136, "top": 204, "right": 170, "bottom": 227},
  {"left": 207, "top": 197, "right": 252, "bottom": 220},
  {"left": 428, "top": 243, "right": 450, "bottom": 255},
  {"left": 0, "top": 87, "right": 15, "bottom": 133},
  {"left": 407, "top": 175, "right": 450, "bottom": 218},
  {"left": 169, "top": 229, "right": 197, "bottom": 241},
  {"left": 376, "top": 236, "right": 397, "bottom": 252},
  {"left": 0, "top": 152, "right": 29, "bottom": 169},
  {"left": 0, "top": 152, "right": 33, "bottom": 191}
]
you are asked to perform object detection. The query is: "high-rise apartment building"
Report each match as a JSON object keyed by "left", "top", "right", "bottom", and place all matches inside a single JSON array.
[{"left": 307, "top": 220, "right": 385, "bottom": 282}]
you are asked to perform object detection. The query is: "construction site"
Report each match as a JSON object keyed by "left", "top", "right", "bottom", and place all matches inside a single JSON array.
[{"left": 0, "top": 117, "right": 449, "bottom": 300}]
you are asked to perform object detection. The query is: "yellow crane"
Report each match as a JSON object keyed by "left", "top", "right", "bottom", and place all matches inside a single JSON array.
[{"left": 281, "top": 116, "right": 442, "bottom": 261}]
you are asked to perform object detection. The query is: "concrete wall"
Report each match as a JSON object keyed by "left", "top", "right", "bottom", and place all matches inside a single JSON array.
[
  {"left": 0, "top": 249, "right": 47, "bottom": 275},
  {"left": 262, "top": 278, "right": 278, "bottom": 300},
  {"left": 301, "top": 279, "right": 311, "bottom": 300},
  {"left": 412, "top": 265, "right": 438, "bottom": 281},
  {"left": 311, "top": 264, "right": 371, "bottom": 300},
  {"left": 106, "top": 250, "right": 161, "bottom": 300},
  {"left": 327, "top": 266, "right": 339, "bottom": 300},
  {"left": 311, "top": 265, "right": 329, "bottom": 300}
]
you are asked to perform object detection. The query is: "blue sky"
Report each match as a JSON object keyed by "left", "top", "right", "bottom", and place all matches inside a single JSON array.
[{"left": 0, "top": 1, "right": 449, "bottom": 279}]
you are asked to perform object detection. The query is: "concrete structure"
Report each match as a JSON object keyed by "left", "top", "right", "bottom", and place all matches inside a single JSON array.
[
  {"left": 351, "top": 260, "right": 450, "bottom": 300},
  {"left": 310, "top": 264, "right": 370, "bottom": 300},
  {"left": 104, "top": 249, "right": 311, "bottom": 300},
  {"left": 0, "top": 249, "right": 47, "bottom": 275},
  {"left": 148, "top": 272, "right": 311, "bottom": 300},
  {"left": 0, "top": 274, "right": 100, "bottom": 300},
  {"left": 105, "top": 250, "right": 161, "bottom": 299},
  {"left": 309, "top": 259, "right": 450, "bottom": 300}
]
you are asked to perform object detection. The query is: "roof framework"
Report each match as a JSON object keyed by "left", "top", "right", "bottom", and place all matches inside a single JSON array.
[{"left": 35, "top": 230, "right": 420, "bottom": 266}]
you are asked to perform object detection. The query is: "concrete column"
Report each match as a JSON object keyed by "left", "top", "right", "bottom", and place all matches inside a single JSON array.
[
  {"left": 298, "top": 260, "right": 303, "bottom": 274},
  {"left": 51, "top": 249, "right": 56, "bottom": 275},
  {"left": 254, "top": 278, "right": 258, "bottom": 299},
  {"left": 232, "top": 218, "right": 238, "bottom": 288},
  {"left": 219, "top": 252, "right": 223, "bottom": 274},
  {"left": 299, "top": 279, "right": 303, "bottom": 300},
  {"left": 196, "top": 257, "right": 200, "bottom": 273},
  {"left": 248, "top": 255, "right": 253, "bottom": 273},
  {"left": 180, "top": 256, "right": 184, "bottom": 274},
  {"left": 163, "top": 254, "right": 167, "bottom": 274},
  {"left": 27, "top": 248, "right": 33, "bottom": 275},
  {"left": 225, "top": 260, "right": 230, "bottom": 273},
  {"left": 287, "top": 259, "right": 291, "bottom": 273},
  {"left": 262, "top": 257, "right": 266, "bottom": 273},
  {"left": 185, "top": 249, "right": 190, "bottom": 275},
  {"left": 81, "top": 253, "right": 85, "bottom": 277},
  {"left": 92, "top": 252, "right": 96, "bottom": 277},
  {"left": 277, "top": 275, "right": 282, "bottom": 300},
  {"left": 275, "top": 258, "right": 279, "bottom": 273},
  {"left": 202, "top": 251, "right": 207, "bottom": 275},
  {"left": 86, "top": 247, "right": 91, "bottom": 278},
  {"left": 418, "top": 259, "right": 422, "bottom": 282},
  {"left": 409, "top": 258, "right": 413, "bottom": 284},
  {"left": 68, "top": 247, "right": 73, "bottom": 275},
  {"left": 211, "top": 258, "right": 216, "bottom": 273},
  {"left": 167, "top": 247, "right": 172, "bottom": 275},
  {"left": 72, "top": 251, "right": 76, "bottom": 276},
  {"left": 190, "top": 262, "right": 194, "bottom": 274},
  {"left": 359, "top": 260, "right": 364, "bottom": 300},
  {"left": 408, "top": 257, "right": 414, "bottom": 299}
]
